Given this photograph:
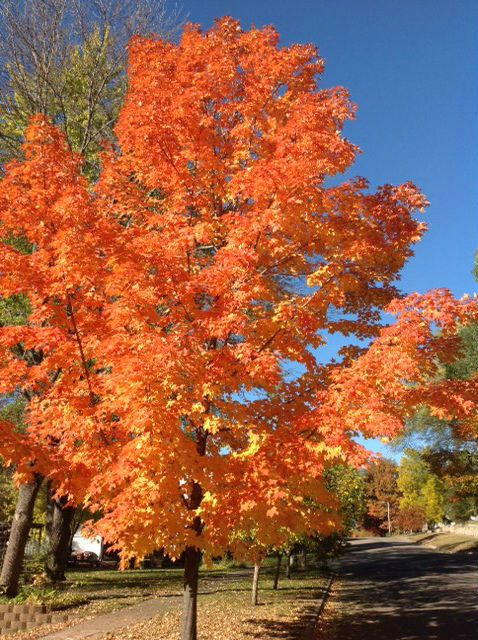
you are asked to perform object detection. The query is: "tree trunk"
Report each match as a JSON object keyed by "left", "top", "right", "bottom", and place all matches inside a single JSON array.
[
  {"left": 180, "top": 428, "right": 206, "bottom": 640},
  {"left": 67, "top": 509, "right": 83, "bottom": 557},
  {"left": 273, "top": 552, "right": 282, "bottom": 590},
  {"left": 286, "top": 552, "right": 292, "bottom": 579},
  {"left": 45, "top": 496, "right": 76, "bottom": 582},
  {"left": 251, "top": 561, "right": 261, "bottom": 605},
  {"left": 0, "top": 474, "right": 43, "bottom": 597},
  {"left": 299, "top": 547, "right": 307, "bottom": 570},
  {"left": 44, "top": 480, "right": 54, "bottom": 544},
  {"left": 181, "top": 546, "right": 201, "bottom": 640}
]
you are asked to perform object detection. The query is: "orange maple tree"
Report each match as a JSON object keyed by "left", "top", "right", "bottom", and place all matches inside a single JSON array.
[
  {"left": 0, "top": 118, "right": 113, "bottom": 594},
  {"left": 0, "top": 18, "right": 433, "bottom": 639},
  {"left": 0, "top": 117, "right": 108, "bottom": 487},
  {"left": 325, "top": 290, "right": 478, "bottom": 440}
]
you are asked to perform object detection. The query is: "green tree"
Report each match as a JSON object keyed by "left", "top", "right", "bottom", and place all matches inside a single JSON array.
[
  {"left": 423, "top": 447, "right": 478, "bottom": 521},
  {"left": 0, "top": 396, "right": 25, "bottom": 523},
  {"left": 397, "top": 449, "right": 431, "bottom": 510},
  {"left": 421, "top": 475, "right": 446, "bottom": 525},
  {"left": 0, "top": 469, "right": 17, "bottom": 523},
  {"left": 0, "top": 0, "right": 182, "bottom": 177},
  {"left": 389, "top": 259, "right": 478, "bottom": 520},
  {"left": 397, "top": 450, "right": 447, "bottom": 527},
  {"left": 325, "top": 465, "right": 366, "bottom": 534}
]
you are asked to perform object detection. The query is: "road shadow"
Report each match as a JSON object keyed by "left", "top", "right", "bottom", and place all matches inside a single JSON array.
[{"left": 331, "top": 538, "right": 478, "bottom": 640}]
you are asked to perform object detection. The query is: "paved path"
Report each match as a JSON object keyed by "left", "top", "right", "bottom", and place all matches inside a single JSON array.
[
  {"left": 329, "top": 537, "right": 478, "bottom": 640},
  {"left": 39, "top": 596, "right": 181, "bottom": 640}
]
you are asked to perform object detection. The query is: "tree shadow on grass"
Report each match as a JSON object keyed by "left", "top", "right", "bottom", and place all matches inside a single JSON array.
[
  {"left": 199, "top": 587, "right": 251, "bottom": 596},
  {"left": 85, "top": 591, "right": 182, "bottom": 602},
  {"left": 244, "top": 587, "right": 327, "bottom": 640},
  {"left": 67, "top": 569, "right": 183, "bottom": 591}
]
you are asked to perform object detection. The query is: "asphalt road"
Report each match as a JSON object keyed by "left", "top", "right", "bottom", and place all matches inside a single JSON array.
[{"left": 329, "top": 537, "right": 478, "bottom": 640}]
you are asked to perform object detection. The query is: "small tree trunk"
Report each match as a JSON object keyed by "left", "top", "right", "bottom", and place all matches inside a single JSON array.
[
  {"left": 44, "top": 481, "right": 54, "bottom": 544},
  {"left": 181, "top": 546, "right": 201, "bottom": 640},
  {"left": 180, "top": 429, "right": 206, "bottom": 640},
  {"left": 45, "top": 496, "right": 76, "bottom": 582},
  {"left": 286, "top": 552, "right": 292, "bottom": 579},
  {"left": 251, "top": 561, "right": 261, "bottom": 605},
  {"left": 67, "top": 509, "right": 82, "bottom": 556},
  {"left": 0, "top": 474, "right": 43, "bottom": 597},
  {"left": 299, "top": 547, "right": 307, "bottom": 570},
  {"left": 273, "top": 552, "right": 282, "bottom": 590}
]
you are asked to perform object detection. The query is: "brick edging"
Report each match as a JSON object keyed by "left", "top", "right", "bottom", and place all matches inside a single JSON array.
[{"left": 0, "top": 603, "right": 70, "bottom": 635}]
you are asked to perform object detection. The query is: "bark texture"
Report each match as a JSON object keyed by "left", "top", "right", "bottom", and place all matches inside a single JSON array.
[
  {"left": 299, "top": 547, "right": 307, "bottom": 569},
  {"left": 0, "top": 474, "right": 43, "bottom": 597},
  {"left": 273, "top": 552, "right": 282, "bottom": 590},
  {"left": 44, "top": 480, "right": 54, "bottom": 543},
  {"left": 181, "top": 546, "right": 201, "bottom": 640},
  {"left": 286, "top": 552, "right": 292, "bottom": 579},
  {"left": 45, "top": 495, "right": 76, "bottom": 582},
  {"left": 180, "top": 427, "right": 206, "bottom": 640},
  {"left": 251, "top": 562, "right": 261, "bottom": 605}
]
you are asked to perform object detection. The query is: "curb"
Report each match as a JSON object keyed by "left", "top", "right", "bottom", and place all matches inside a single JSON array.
[
  {"left": 309, "top": 571, "right": 336, "bottom": 638},
  {"left": 317, "top": 572, "right": 335, "bottom": 618}
]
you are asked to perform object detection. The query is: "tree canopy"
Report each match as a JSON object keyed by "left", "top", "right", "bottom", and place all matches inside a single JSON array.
[{"left": 0, "top": 16, "right": 441, "bottom": 640}]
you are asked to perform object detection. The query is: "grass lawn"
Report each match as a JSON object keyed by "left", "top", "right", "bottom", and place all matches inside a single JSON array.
[
  {"left": 101, "top": 565, "right": 330, "bottom": 640},
  {"left": 407, "top": 532, "right": 478, "bottom": 553},
  {"left": 1, "top": 559, "right": 330, "bottom": 640}
]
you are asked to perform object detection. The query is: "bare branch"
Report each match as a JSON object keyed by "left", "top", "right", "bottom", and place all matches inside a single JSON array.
[{"left": 0, "top": 0, "right": 185, "bottom": 170}]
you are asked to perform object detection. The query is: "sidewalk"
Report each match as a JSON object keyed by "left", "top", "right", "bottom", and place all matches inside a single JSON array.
[{"left": 39, "top": 596, "right": 182, "bottom": 640}]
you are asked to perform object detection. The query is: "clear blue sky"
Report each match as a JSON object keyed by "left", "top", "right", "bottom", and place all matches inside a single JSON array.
[{"left": 180, "top": 1, "right": 478, "bottom": 458}]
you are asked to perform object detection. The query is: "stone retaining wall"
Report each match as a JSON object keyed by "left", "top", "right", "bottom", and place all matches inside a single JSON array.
[
  {"left": 438, "top": 523, "right": 478, "bottom": 538},
  {"left": 0, "top": 604, "right": 70, "bottom": 636}
]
